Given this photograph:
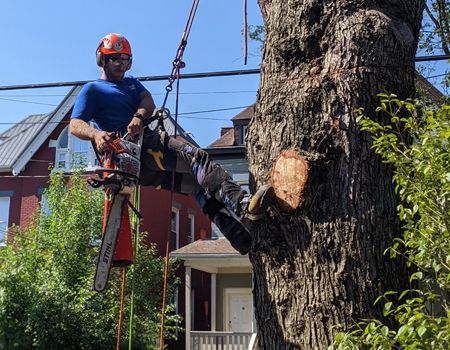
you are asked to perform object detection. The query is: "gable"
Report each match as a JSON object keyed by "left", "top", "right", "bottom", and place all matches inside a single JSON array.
[
  {"left": 2, "top": 86, "right": 81, "bottom": 175},
  {"left": 0, "top": 114, "right": 50, "bottom": 171}
]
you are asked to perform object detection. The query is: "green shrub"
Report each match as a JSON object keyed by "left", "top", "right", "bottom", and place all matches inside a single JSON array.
[
  {"left": 331, "top": 95, "right": 450, "bottom": 349},
  {"left": 0, "top": 171, "right": 180, "bottom": 350}
]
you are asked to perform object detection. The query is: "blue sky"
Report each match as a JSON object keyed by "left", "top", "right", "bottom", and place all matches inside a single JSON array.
[
  {"left": 1, "top": 0, "right": 263, "bottom": 147},
  {"left": 1, "top": 1, "right": 448, "bottom": 147}
]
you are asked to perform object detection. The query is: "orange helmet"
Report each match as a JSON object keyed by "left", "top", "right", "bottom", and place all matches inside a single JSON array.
[{"left": 96, "top": 33, "right": 132, "bottom": 67}]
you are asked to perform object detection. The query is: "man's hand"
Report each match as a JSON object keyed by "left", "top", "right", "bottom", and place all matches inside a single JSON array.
[
  {"left": 94, "top": 131, "right": 116, "bottom": 152},
  {"left": 127, "top": 116, "right": 143, "bottom": 137}
]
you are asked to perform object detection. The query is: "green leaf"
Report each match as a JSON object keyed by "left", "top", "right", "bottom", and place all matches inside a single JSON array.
[
  {"left": 410, "top": 271, "right": 423, "bottom": 282},
  {"left": 417, "top": 325, "right": 427, "bottom": 338},
  {"left": 383, "top": 301, "right": 393, "bottom": 316}
]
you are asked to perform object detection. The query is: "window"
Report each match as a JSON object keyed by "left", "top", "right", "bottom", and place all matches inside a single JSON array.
[
  {"left": 170, "top": 207, "right": 179, "bottom": 251},
  {"left": 55, "top": 126, "right": 98, "bottom": 171},
  {"left": 241, "top": 125, "right": 247, "bottom": 145},
  {"left": 233, "top": 173, "right": 250, "bottom": 194},
  {"left": 39, "top": 189, "right": 50, "bottom": 217},
  {"left": 187, "top": 213, "right": 195, "bottom": 243},
  {"left": 0, "top": 197, "right": 11, "bottom": 245}
]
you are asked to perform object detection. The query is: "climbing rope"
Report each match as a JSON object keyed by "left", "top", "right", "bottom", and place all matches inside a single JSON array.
[
  {"left": 158, "top": 1, "right": 200, "bottom": 349},
  {"left": 112, "top": 1, "right": 200, "bottom": 348}
]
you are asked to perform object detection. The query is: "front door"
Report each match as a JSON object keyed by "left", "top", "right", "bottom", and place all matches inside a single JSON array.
[{"left": 225, "top": 288, "right": 253, "bottom": 332}]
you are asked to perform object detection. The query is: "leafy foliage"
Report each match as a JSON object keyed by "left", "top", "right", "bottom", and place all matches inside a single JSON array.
[
  {"left": 418, "top": 0, "right": 450, "bottom": 90},
  {"left": 0, "top": 171, "right": 180, "bottom": 350},
  {"left": 420, "top": 0, "right": 450, "bottom": 56},
  {"left": 331, "top": 95, "right": 450, "bottom": 349}
]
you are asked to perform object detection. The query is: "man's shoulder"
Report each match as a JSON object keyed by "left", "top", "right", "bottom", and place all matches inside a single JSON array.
[{"left": 80, "top": 80, "right": 104, "bottom": 92}]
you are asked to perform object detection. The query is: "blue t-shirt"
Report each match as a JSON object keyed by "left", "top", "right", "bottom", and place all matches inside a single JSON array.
[{"left": 71, "top": 77, "right": 147, "bottom": 133}]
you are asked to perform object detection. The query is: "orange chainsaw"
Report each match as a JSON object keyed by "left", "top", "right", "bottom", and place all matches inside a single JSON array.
[{"left": 89, "top": 131, "right": 143, "bottom": 292}]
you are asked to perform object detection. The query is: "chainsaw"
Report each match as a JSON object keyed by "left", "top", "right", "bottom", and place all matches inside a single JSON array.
[{"left": 89, "top": 131, "right": 143, "bottom": 292}]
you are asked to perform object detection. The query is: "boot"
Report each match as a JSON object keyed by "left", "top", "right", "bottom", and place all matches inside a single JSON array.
[
  {"left": 212, "top": 208, "right": 252, "bottom": 255},
  {"left": 239, "top": 184, "right": 275, "bottom": 221}
]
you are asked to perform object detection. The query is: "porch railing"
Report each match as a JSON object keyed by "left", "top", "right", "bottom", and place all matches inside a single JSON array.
[{"left": 190, "top": 331, "right": 255, "bottom": 350}]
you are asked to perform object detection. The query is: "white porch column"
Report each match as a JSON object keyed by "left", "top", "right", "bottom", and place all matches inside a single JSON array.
[
  {"left": 185, "top": 266, "right": 192, "bottom": 350},
  {"left": 211, "top": 273, "right": 217, "bottom": 332}
]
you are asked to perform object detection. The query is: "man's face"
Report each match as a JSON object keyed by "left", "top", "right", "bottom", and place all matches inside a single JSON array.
[{"left": 104, "top": 54, "right": 132, "bottom": 80}]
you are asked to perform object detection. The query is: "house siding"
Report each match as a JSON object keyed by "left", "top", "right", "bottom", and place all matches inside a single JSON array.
[{"left": 216, "top": 273, "right": 252, "bottom": 330}]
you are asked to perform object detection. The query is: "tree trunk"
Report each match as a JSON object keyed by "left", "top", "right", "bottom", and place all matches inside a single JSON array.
[{"left": 248, "top": 1, "right": 424, "bottom": 348}]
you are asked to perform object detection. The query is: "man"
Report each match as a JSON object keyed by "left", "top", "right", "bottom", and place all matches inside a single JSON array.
[{"left": 70, "top": 33, "right": 273, "bottom": 255}]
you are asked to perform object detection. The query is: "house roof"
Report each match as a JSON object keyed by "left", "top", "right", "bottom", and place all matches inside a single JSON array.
[
  {"left": 170, "top": 237, "right": 251, "bottom": 273},
  {"left": 171, "top": 237, "right": 241, "bottom": 256},
  {"left": 0, "top": 86, "right": 81, "bottom": 175},
  {"left": 207, "top": 105, "right": 254, "bottom": 148},
  {"left": 231, "top": 105, "right": 253, "bottom": 121},
  {"left": 0, "top": 114, "right": 50, "bottom": 171},
  {"left": 415, "top": 73, "right": 445, "bottom": 102},
  {"left": 207, "top": 127, "right": 235, "bottom": 148}
]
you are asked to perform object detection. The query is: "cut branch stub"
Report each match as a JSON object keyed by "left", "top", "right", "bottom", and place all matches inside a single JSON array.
[{"left": 271, "top": 149, "right": 309, "bottom": 211}]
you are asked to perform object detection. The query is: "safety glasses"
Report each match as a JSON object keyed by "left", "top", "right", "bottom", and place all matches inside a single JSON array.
[{"left": 107, "top": 55, "right": 132, "bottom": 65}]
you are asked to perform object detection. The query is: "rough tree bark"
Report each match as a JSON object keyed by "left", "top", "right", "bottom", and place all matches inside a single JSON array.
[{"left": 247, "top": 1, "right": 424, "bottom": 349}]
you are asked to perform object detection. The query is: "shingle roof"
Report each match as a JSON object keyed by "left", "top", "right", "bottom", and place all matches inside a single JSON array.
[
  {"left": 231, "top": 105, "right": 253, "bottom": 121},
  {"left": 207, "top": 127, "right": 235, "bottom": 148},
  {"left": 0, "top": 113, "right": 50, "bottom": 170},
  {"left": 415, "top": 73, "right": 445, "bottom": 102},
  {"left": 171, "top": 237, "right": 240, "bottom": 255}
]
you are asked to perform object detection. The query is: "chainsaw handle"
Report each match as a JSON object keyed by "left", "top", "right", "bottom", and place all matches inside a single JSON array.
[{"left": 122, "top": 128, "right": 144, "bottom": 146}]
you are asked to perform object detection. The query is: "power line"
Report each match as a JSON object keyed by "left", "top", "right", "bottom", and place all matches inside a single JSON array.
[
  {"left": 0, "top": 97, "right": 57, "bottom": 106},
  {"left": 1, "top": 55, "right": 449, "bottom": 91},
  {"left": 415, "top": 54, "right": 450, "bottom": 62},
  {"left": 0, "top": 69, "right": 261, "bottom": 91},
  {"left": 0, "top": 90, "right": 257, "bottom": 98},
  {"left": 178, "top": 105, "right": 250, "bottom": 116},
  {"left": 0, "top": 105, "right": 249, "bottom": 127},
  {"left": 425, "top": 73, "right": 449, "bottom": 79}
]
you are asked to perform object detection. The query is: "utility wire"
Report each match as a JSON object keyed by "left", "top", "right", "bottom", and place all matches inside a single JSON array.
[
  {"left": 0, "top": 90, "right": 257, "bottom": 98},
  {"left": 0, "top": 97, "right": 57, "bottom": 106},
  {"left": 178, "top": 105, "right": 250, "bottom": 116},
  {"left": 425, "top": 73, "right": 449, "bottom": 79},
  {"left": 1, "top": 55, "right": 449, "bottom": 91},
  {"left": 0, "top": 69, "right": 261, "bottom": 91},
  {"left": 0, "top": 106, "right": 250, "bottom": 126},
  {"left": 415, "top": 54, "right": 450, "bottom": 62}
]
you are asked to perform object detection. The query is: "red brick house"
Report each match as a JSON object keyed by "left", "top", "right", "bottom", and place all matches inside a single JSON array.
[{"left": 0, "top": 86, "right": 213, "bottom": 346}]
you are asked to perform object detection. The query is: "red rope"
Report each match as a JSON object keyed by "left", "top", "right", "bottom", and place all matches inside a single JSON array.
[
  {"left": 158, "top": 1, "right": 200, "bottom": 348},
  {"left": 116, "top": 268, "right": 127, "bottom": 350},
  {"left": 158, "top": 67, "right": 182, "bottom": 350}
]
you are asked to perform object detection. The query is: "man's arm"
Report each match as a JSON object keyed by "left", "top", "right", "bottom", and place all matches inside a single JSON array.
[
  {"left": 70, "top": 118, "right": 115, "bottom": 151},
  {"left": 136, "top": 90, "right": 156, "bottom": 120},
  {"left": 127, "top": 90, "right": 157, "bottom": 136}
]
